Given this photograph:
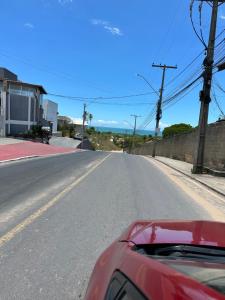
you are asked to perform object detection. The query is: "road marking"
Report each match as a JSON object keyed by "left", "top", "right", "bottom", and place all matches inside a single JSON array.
[
  {"left": 0, "top": 153, "right": 112, "bottom": 248},
  {"left": 144, "top": 156, "right": 225, "bottom": 222}
]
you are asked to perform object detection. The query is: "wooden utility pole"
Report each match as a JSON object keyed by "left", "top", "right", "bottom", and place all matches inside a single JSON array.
[
  {"left": 192, "top": 0, "right": 224, "bottom": 173},
  {"left": 130, "top": 114, "right": 142, "bottom": 152},
  {"left": 81, "top": 103, "right": 87, "bottom": 149},
  {"left": 152, "top": 64, "right": 177, "bottom": 157}
]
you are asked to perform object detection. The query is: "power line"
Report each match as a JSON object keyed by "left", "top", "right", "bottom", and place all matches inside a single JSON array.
[
  {"left": 214, "top": 79, "right": 225, "bottom": 93},
  {"left": 47, "top": 91, "right": 155, "bottom": 101},
  {"left": 163, "top": 80, "right": 202, "bottom": 111},
  {"left": 139, "top": 105, "right": 157, "bottom": 129},
  {"left": 47, "top": 92, "right": 156, "bottom": 106},
  {"left": 0, "top": 49, "right": 114, "bottom": 94},
  {"left": 199, "top": 1, "right": 207, "bottom": 48},
  {"left": 163, "top": 74, "right": 203, "bottom": 105},
  {"left": 166, "top": 50, "right": 204, "bottom": 87},
  {"left": 190, "top": 0, "right": 208, "bottom": 49},
  {"left": 212, "top": 84, "right": 224, "bottom": 116}
]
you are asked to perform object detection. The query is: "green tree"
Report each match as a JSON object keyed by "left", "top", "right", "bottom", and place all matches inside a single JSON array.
[
  {"left": 86, "top": 126, "right": 96, "bottom": 135},
  {"left": 163, "top": 123, "right": 193, "bottom": 138}
]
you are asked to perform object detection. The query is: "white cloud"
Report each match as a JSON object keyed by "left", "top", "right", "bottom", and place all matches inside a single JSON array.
[
  {"left": 24, "top": 23, "right": 34, "bottom": 29},
  {"left": 104, "top": 26, "right": 123, "bottom": 36},
  {"left": 95, "top": 120, "right": 119, "bottom": 125},
  {"left": 220, "top": 15, "right": 225, "bottom": 20},
  {"left": 159, "top": 121, "right": 170, "bottom": 129},
  {"left": 69, "top": 116, "right": 87, "bottom": 125},
  {"left": 91, "top": 19, "right": 108, "bottom": 26},
  {"left": 91, "top": 19, "right": 123, "bottom": 36},
  {"left": 58, "top": 0, "right": 72, "bottom": 5}
]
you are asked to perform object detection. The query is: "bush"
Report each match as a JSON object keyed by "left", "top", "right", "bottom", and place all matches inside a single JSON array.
[{"left": 163, "top": 123, "right": 193, "bottom": 138}]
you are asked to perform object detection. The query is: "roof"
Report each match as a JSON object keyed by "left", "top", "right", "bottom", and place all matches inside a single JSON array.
[
  {"left": 57, "top": 115, "right": 72, "bottom": 122},
  {"left": 0, "top": 78, "right": 47, "bottom": 94}
]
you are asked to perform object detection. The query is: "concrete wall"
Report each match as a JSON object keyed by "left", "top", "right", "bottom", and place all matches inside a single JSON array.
[
  {"left": 132, "top": 121, "right": 225, "bottom": 171},
  {"left": 43, "top": 100, "right": 58, "bottom": 132}
]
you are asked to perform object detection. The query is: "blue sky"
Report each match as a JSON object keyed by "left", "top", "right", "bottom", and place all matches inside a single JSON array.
[{"left": 0, "top": 0, "right": 224, "bottom": 130}]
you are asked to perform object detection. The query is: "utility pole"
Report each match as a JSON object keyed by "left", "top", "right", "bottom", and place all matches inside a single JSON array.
[
  {"left": 130, "top": 114, "right": 141, "bottom": 153},
  {"left": 192, "top": 0, "right": 224, "bottom": 173},
  {"left": 82, "top": 103, "right": 87, "bottom": 149},
  {"left": 152, "top": 64, "right": 177, "bottom": 157}
]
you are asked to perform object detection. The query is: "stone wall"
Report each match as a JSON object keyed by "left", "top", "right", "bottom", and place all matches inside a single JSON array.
[{"left": 132, "top": 121, "right": 225, "bottom": 170}]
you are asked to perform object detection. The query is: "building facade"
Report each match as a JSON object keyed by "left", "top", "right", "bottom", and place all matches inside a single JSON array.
[
  {"left": 0, "top": 68, "right": 47, "bottom": 136},
  {"left": 43, "top": 99, "right": 58, "bottom": 132}
]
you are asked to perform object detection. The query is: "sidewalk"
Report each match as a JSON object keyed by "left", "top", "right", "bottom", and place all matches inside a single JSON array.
[
  {"left": 0, "top": 137, "right": 25, "bottom": 145},
  {"left": 0, "top": 140, "right": 78, "bottom": 162},
  {"left": 154, "top": 156, "right": 225, "bottom": 197}
]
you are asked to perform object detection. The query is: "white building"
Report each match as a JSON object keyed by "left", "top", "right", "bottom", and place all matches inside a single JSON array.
[
  {"left": 0, "top": 67, "right": 47, "bottom": 136},
  {"left": 43, "top": 99, "right": 58, "bottom": 132}
]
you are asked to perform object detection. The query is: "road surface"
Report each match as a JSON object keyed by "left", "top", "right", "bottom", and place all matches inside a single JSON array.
[{"left": 0, "top": 151, "right": 212, "bottom": 299}]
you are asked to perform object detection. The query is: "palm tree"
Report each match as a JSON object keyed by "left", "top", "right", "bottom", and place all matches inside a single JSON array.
[{"left": 89, "top": 113, "right": 93, "bottom": 126}]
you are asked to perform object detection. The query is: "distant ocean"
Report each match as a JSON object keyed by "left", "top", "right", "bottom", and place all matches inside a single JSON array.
[{"left": 93, "top": 126, "right": 155, "bottom": 136}]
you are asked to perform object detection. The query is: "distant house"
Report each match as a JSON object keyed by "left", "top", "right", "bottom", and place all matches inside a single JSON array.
[
  {"left": 70, "top": 117, "right": 88, "bottom": 134},
  {"left": 57, "top": 115, "right": 88, "bottom": 134},
  {"left": 0, "top": 67, "right": 47, "bottom": 136},
  {"left": 43, "top": 99, "right": 58, "bottom": 132},
  {"left": 57, "top": 115, "right": 72, "bottom": 128}
]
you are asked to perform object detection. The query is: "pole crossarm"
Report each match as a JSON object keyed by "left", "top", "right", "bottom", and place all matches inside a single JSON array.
[{"left": 152, "top": 64, "right": 178, "bottom": 70}]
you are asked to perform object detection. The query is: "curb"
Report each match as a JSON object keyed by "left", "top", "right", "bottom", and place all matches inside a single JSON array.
[
  {"left": 0, "top": 149, "right": 82, "bottom": 165},
  {"left": 153, "top": 157, "right": 225, "bottom": 198},
  {"left": 0, "top": 155, "right": 39, "bottom": 164}
]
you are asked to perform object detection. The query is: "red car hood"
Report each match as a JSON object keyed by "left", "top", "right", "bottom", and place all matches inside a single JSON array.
[{"left": 119, "top": 220, "right": 225, "bottom": 247}]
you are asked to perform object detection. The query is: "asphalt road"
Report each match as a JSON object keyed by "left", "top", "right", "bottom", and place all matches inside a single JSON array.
[{"left": 0, "top": 152, "right": 211, "bottom": 299}]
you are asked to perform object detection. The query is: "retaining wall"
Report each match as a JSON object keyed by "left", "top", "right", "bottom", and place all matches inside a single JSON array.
[{"left": 132, "top": 121, "right": 225, "bottom": 170}]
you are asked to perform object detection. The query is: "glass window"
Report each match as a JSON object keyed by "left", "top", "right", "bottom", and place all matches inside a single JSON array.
[
  {"left": 105, "top": 278, "right": 122, "bottom": 300},
  {"left": 9, "top": 83, "right": 22, "bottom": 96},
  {"left": 105, "top": 272, "right": 147, "bottom": 300},
  {"left": 21, "top": 86, "right": 36, "bottom": 97},
  {"left": 9, "top": 83, "right": 36, "bottom": 97}
]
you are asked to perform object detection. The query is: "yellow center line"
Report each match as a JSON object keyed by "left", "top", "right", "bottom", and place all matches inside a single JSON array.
[{"left": 0, "top": 153, "right": 112, "bottom": 248}]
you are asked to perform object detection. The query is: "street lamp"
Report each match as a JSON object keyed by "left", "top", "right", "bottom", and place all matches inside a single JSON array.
[{"left": 136, "top": 73, "right": 159, "bottom": 96}]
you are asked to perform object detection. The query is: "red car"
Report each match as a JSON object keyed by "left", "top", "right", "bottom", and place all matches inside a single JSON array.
[{"left": 85, "top": 220, "right": 225, "bottom": 300}]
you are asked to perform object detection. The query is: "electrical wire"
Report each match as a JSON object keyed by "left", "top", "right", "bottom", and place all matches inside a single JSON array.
[
  {"left": 214, "top": 79, "right": 225, "bottom": 94},
  {"left": 140, "top": 6, "right": 224, "bottom": 130},
  {"left": 212, "top": 83, "right": 225, "bottom": 116},
  {"left": 190, "top": 0, "right": 207, "bottom": 49},
  {"left": 199, "top": 1, "right": 207, "bottom": 49},
  {"left": 142, "top": 106, "right": 157, "bottom": 129},
  {"left": 163, "top": 80, "right": 202, "bottom": 111},
  {"left": 163, "top": 74, "right": 203, "bottom": 106},
  {"left": 47, "top": 91, "right": 155, "bottom": 101},
  {"left": 138, "top": 105, "right": 157, "bottom": 129},
  {"left": 166, "top": 50, "right": 204, "bottom": 87}
]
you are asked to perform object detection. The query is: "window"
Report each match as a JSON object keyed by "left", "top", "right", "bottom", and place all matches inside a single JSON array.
[
  {"left": 105, "top": 271, "right": 147, "bottom": 300},
  {"left": 9, "top": 83, "right": 36, "bottom": 97},
  {"left": 105, "top": 272, "right": 126, "bottom": 300}
]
